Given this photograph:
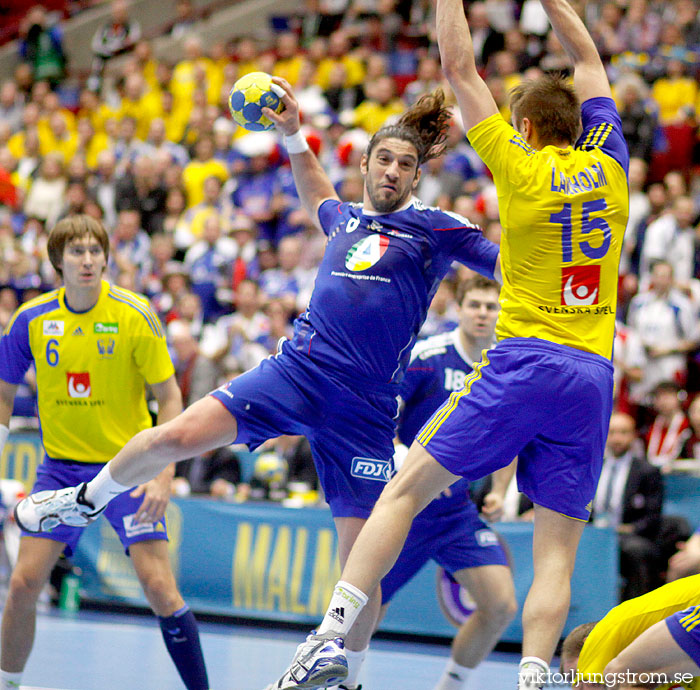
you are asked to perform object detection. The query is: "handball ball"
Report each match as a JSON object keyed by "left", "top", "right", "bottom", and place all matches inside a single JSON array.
[
  {"left": 254, "top": 452, "right": 288, "bottom": 486},
  {"left": 229, "top": 72, "right": 284, "bottom": 132}
]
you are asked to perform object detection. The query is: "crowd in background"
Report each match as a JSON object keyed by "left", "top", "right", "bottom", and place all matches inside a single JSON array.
[{"left": 0, "top": 0, "right": 699, "bottom": 533}]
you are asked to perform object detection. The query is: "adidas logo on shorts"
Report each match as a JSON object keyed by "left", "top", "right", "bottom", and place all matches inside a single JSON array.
[{"left": 328, "top": 606, "right": 346, "bottom": 624}]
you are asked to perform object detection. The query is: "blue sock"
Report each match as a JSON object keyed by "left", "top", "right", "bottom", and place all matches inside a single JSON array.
[{"left": 158, "top": 605, "right": 209, "bottom": 690}]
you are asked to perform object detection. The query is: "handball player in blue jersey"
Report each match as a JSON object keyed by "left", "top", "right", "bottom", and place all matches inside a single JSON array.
[
  {"left": 336, "top": 275, "right": 516, "bottom": 690},
  {"left": 15, "top": 81, "right": 499, "bottom": 688},
  {"left": 264, "top": 0, "right": 631, "bottom": 687}
]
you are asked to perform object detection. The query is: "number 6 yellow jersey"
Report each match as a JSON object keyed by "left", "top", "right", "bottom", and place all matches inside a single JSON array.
[{"left": 467, "top": 98, "right": 629, "bottom": 360}]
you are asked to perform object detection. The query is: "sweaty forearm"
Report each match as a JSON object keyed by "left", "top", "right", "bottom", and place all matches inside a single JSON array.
[
  {"left": 289, "top": 149, "right": 337, "bottom": 229},
  {"left": 436, "top": 0, "right": 477, "bottom": 79},
  {"left": 539, "top": 0, "right": 601, "bottom": 66}
]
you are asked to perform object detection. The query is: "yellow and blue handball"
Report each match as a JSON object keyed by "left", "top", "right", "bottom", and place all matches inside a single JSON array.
[
  {"left": 253, "top": 452, "right": 288, "bottom": 486},
  {"left": 228, "top": 72, "right": 284, "bottom": 131}
]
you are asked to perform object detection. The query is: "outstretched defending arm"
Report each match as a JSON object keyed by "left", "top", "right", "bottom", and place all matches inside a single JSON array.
[
  {"left": 263, "top": 77, "right": 339, "bottom": 233},
  {"left": 539, "top": 0, "right": 612, "bottom": 102},
  {"left": 435, "top": 0, "right": 499, "bottom": 132}
]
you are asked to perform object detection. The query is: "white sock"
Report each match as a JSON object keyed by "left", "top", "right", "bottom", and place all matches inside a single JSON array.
[
  {"left": 518, "top": 657, "right": 549, "bottom": 690},
  {"left": 433, "top": 658, "right": 471, "bottom": 690},
  {"left": 84, "top": 464, "right": 131, "bottom": 510},
  {"left": 344, "top": 646, "right": 367, "bottom": 687},
  {"left": 317, "top": 581, "right": 369, "bottom": 636},
  {"left": 0, "top": 669, "right": 22, "bottom": 689}
]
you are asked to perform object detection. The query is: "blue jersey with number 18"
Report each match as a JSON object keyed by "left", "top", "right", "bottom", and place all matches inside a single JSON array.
[{"left": 468, "top": 98, "right": 629, "bottom": 360}]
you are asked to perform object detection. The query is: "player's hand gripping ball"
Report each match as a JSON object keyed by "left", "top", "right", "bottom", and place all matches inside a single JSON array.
[{"left": 228, "top": 72, "right": 284, "bottom": 131}]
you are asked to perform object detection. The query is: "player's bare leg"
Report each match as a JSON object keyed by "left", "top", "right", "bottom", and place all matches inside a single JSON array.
[
  {"left": 1, "top": 537, "right": 65, "bottom": 674},
  {"left": 519, "top": 505, "right": 585, "bottom": 687},
  {"left": 99, "top": 395, "right": 238, "bottom": 489},
  {"left": 333, "top": 516, "right": 381, "bottom": 688},
  {"left": 450, "top": 565, "right": 517, "bottom": 667}
]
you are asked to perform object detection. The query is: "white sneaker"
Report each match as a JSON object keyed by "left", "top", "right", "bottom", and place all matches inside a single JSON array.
[
  {"left": 14, "top": 483, "right": 105, "bottom": 533},
  {"left": 265, "top": 630, "right": 348, "bottom": 689}
]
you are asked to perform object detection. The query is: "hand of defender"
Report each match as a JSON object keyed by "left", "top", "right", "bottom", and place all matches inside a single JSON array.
[
  {"left": 264, "top": 77, "right": 302, "bottom": 137},
  {"left": 131, "top": 475, "right": 171, "bottom": 523}
]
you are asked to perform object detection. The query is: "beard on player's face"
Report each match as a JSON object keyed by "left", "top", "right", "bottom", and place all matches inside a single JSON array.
[{"left": 365, "top": 168, "right": 416, "bottom": 213}]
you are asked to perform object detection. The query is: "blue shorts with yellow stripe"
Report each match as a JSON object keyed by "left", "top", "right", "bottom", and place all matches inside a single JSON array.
[
  {"left": 416, "top": 337, "right": 614, "bottom": 521},
  {"left": 667, "top": 605, "right": 700, "bottom": 667},
  {"left": 26, "top": 456, "right": 168, "bottom": 557}
]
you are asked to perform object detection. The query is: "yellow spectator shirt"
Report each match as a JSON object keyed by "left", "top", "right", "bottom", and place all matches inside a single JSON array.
[
  {"left": 0, "top": 281, "right": 174, "bottom": 463},
  {"left": 467, "top": 99, "right": 629, "bottom": 360},
  {"left": 182, "top": 159, "right": 228, "bottom": 207}
]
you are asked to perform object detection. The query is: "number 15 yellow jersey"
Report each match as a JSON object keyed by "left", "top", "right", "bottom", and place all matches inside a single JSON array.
[{"left": 467, "top": 98, "right": 629, "bottom": 360}]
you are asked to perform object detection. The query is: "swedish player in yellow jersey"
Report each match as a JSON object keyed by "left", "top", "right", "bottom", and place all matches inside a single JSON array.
[
  {"left": 561, "top": 575, "right": 700, "bottom": 689},
  {"left": 0, "top": 216, "right": 208, "bottom": 689},
  {"left": 262, "top": 0, "right": 630, "bottom": 687}
]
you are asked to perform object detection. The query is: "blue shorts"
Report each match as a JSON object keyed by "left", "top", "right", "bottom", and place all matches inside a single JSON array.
[
  {"left": 26, "top": 457, "right": 168, "bottom": 557},
  {"left": 381, "top": 502, "right": 508, "bottom": 603},
  {"left": 210, "top": 341, "right": 398, "bottom": 518},
  {"left": 417, "top": 338, "right": 614, "bottom": 521},
  {"left": 667, "top": 605, "right": 700, "bottom": 667}
]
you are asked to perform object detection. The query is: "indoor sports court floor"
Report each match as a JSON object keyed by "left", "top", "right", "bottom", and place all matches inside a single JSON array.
[{"left": 13, "top": 608, "right": 568, "bottom": 689}]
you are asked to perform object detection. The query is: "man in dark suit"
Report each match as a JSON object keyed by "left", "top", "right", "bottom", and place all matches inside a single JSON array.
[{"left": 593, "top": 411, "right": 663, "bottom": 600}]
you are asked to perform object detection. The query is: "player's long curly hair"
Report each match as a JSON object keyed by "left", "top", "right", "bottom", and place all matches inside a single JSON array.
[{"left": 366, "top": 89, "right": 451, "bottom": 168}]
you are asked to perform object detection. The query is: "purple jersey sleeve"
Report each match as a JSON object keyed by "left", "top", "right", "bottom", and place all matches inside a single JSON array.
[
  {"left": 317, "top": 199, "right": 343, "bottom": 237},
  {"left": 577, "top": 97, "right": 629, "bottom": 177},
  {"left": 432, "top": 210, "right": 499, "bottom": 279},
  {"left": 0, "top": 314, "right": 33, "bottom": 385}
]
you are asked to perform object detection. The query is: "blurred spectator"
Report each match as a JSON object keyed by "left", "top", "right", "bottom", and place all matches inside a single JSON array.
[
  {"left": 350, "top": 75, "right": 405, "bottom": 133},
  {"left": 229, "top": 214, "right": 259, "bottom": 289},
  {"left": 169, "top": 319, "right": 220, "bottom": 406},
  {"left": 256, "top": 298, "right": 294, "bottom": 353},
  {"left": 115, "top": 154, "right": 167, "bottom": 235},
  {"left": 183, "top": 214, "right": 236, "bottom": 322},
  {"left": 273, "top": 32, "right": 307, "bottom": 88},
  {"left": 466, "top": 1, "right": 505, "bottom": 70},
  {"left": 402, "top": 55, "right": 442, "bottom": 106},
  {"left": 111, "top": 208, "right": 151, "bottom": 285},
  {"left": 170, "top": 0, "right": 197, "bottom": 39},
  {"left": 628, "top": 261, "right": 696, "bottom": 403},
  {"left": 651, "top": 58, "right": 697, "bottom": 126},
  {"left": 18, "top": 5, "right": 66, "bottom": 87},
  {"left": 89, "top": 0, "right": 142, "bottom": 91},
  {"left": 113, "top": 116, "right": 148, "bottom": 174},
  {"left": 144, "top": 118, "right": 189, "bottom": 168},
  {"left": 420, "top": 280, "right": 458, "bottom": 338},
  {"left": 90, "top": 150, "right": 119, "bottom": 229},
  {"left": 23, "top": 153, "right": 66, "bottom": 228},
  {"left": 645, "top": 381, "right": 690, "bottom": 471},
  {"left": 0, "top": 82, "right": 24, "bottom": 135},
  {"left": 612, "top": 319, "right": 646, "bottom": 415},
  {"left": 640, "top": 196, "right": 696, "bottom": 285},
  {"left": 178, "top": 176, "right": 234, "bottom": 248},
  {"left": 315, "top": 29, "right": 365, "bottom": 90},
  {"left": 616, "top": 73, "right": 657, "bottom": 165},
  {"left": 619, "top": 159, "right": 650, "bottom": 278},
  {"left": 592, "top": 412, "right": 663, "bottom": 600},
  {"left": 182, "top": 136, "right": 227, "bottom": 208},
  {"left": 258, "top": 235, "right": 311, "bottom": 313},
  {"left": 202, "top": 278, "right": 269, "bottom": 371}
]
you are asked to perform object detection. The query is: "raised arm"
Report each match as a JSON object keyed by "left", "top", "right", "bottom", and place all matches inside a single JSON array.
[
  {"left": 435, "top": 0, "right": 499, "bottom": 132},
  {"left": 539, "top": 0, "right": 612, "bottom": 103},
  {"left": 264, "top": 78, "right": 339, "bottom": 233}
]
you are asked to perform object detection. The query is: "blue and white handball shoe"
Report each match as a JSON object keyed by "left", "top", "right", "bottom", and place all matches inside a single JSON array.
[
  {"left": 14, "top": 483, "right": 105, "bottom": 533},
  {"left": 265, "top": 630, "right": 348, "bottom": 689}
]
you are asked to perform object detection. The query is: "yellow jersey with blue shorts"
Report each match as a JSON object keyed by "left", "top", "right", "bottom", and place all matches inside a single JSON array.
[
  {"left": 577, "top": 575, "right": 700, "bottom": 688},
  {"left": 0, "top": 280, "right": 174, "bottom": 463},
  {"left": 416, "top": 98, "right": 629, "bottom": 521}
]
